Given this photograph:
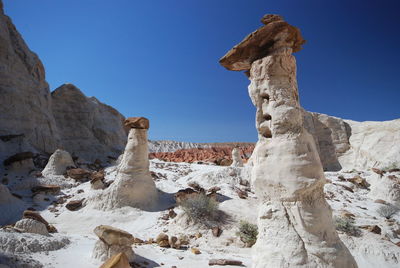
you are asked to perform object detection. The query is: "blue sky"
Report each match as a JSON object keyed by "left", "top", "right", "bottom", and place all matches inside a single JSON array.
[{"left": 4, "top": 0, "right": 400, "bottom": 142}]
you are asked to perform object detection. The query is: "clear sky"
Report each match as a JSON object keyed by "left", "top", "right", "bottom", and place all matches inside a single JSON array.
[{"left": 3, "top": 0, "right": 400, "bottom": 142}]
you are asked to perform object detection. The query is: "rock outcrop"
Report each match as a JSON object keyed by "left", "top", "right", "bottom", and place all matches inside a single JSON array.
[
  {"left": 303, "top": 112, "right": 400, "bottom": 171},
  {"left": 0, "top": 184, "right": 25, "bottom": 226},
  {"left": 94, "top": 117, "right": 158, "bottom": 210},
  {"left": 42, "top": 149, "right": 75, "bottom": 176},
  {"left": 51, "top": 83, "right": 127, "bottom": 162},
  {"left": 92, "top": 225, "right": 135, "bottom": 262},
  {"left": 0, "top": 1, "right": 127, "bottom": 163},
  {"left": 150, "top": 145, "right": 254, "bottom": 165},
  {"left": 231, "top": 148, "right": 244, "bottom": 167},
  {"left": 220, "top": 14, "right": 357, "bottom": 267},
  {"left": 0, "top": 1, "right": 59, "bottom": 154}
]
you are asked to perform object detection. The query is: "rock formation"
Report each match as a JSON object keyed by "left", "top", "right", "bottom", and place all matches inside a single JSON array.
[
  {"left": 0, "top": 1, "right": 59, "bottom": 154},
  {"left": 92, "top": 225, "right": 135, "bottom": 262},
  {"left": 150, "top": 145, "right": 254, "bottom": 165},
  {"left": 51, "top": 83, "right": 127, "bottom": 162},
  {"left": 303, "top": 112, "right": 400, "bottom": 171},
  {"left": 0, "top": 1, "right": 126, "bottom": 163},
  {"left": 42, "top": 149, "right": 75, "bottom": 177},
  {"left": 231, "top": 148, "right": 244, "bottom": 167},
  {"left": 94, "top": 117, "right": 158, "bottom": 210},
  {"left": 0, "top": 184, "right": 25, "bottom": 226},
  {"left": 220, "top": 14, "right": 357, "bottom": 267},
  {"left": 14, "top": 218, "right": 49, "bottom": 235}
]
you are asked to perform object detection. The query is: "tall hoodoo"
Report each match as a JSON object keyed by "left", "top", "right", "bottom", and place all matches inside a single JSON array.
[
  {"left": 94, "top": 117, "right": 158, "bottom": 210},
  {"left": 220, "top": 15, "right": 357, "bottom": 267}
]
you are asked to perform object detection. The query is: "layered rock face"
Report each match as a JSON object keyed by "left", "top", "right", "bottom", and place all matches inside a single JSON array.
[
  {"left": 0, "top": 1, "right": 126, "bottom": 163},
  {"left": 149, "top": 144, "right": 254, "bottom": 165},
  {"left": 303, "top": 112, "right": 400, "bottom": 171},
  {"left": 94, "top": 117, "right": 158, "bottom": 210},
  {"left": 0, "top": 1, "right": 59, "bottom": 154},
  {"left": 51, "top": 83, "right": 127, "bottom": 162},
  {"left": 220, "top": 14, "right": 357, "bottom": 267}
]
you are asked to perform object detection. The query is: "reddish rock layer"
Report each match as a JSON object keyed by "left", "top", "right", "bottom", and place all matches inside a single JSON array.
[{"left": 149, "top": 145, "right": 254, "bottom": 165}]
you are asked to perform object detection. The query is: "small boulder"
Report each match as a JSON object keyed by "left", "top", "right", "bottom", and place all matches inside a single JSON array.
[
  {"left": 212, "top": 226, "right": 222, "bottom": 237},
  {"left": 66, "top": 199, "right": 84, "bottom": 211},
  {"left": 372, "top": 168, "right": 385, "bottom": 176},
  {"left": 14, "top": 218, "right": 48, "bottom": 235},
  {"left": 156, "top": 233, "right": 170, "bottom": 247},
  {"left": 191, "top": 248, "right": 201, "bottom": 254},
  {"left": 66, "top": 168, "right": 91, "bottom": 181},
  {"left": 94, "top": 225, "right": 134, "bottom": 246}
]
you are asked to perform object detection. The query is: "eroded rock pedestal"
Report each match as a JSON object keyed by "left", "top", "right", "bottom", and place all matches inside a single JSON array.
[
  {"left": 95, "top": 117, "right": 158, "bottom": 210},
  {"left": 220, "top": 15, "right": 357, "bottom": 267}
]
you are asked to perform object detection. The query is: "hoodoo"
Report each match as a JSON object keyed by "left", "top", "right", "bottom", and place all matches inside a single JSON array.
[
  {"left": 94, "top": 117, "right": 158, "bottom": 210},
  {"left": 220, "top": 14, "right": 357, "bottom": 267}
]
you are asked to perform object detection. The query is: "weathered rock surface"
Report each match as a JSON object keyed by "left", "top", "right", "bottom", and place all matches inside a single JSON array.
[
  {"left": 93, "top": 117, "right": 158, "bottom": 210},
  {"left": 150, "top": 145, "right": 254, "bottom": 165},
  {"left": 231, "top": 148, "right": 244, "bottom": 167},
  {"left": 0, "top": 2, "right": 59, "bottom": 155},
  {"left": 92, "top": 225, "right": 135, "bottom": 262},
  {"left": 14, "top": 218, "right": 48, "bottom": 235},
  {"left": 221, "top": 14, "right": 357, "bottom": 268},
  {"left": 51, "top": 83, "right": 127, "bottom": 162},
  {"left": 0, "top": 184, "right": 25, "bottom": 226},
  {"left": 220, "top": 14, "right": 305, "bottom": 71},
  {"left": 303, "top": 112, "right": 400, "bottom": 171},
  {"left": 42, "top": 149, "right": 75, "bottom": 176},
  {"left": 100, "top": 252, "right": 130, "bottom": 268}
]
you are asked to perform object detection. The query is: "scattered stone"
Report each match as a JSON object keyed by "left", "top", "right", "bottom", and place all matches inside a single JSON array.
[
  {"left": 133, "top": 238, "right": 144, "bottom": 244},
  {"left": 374, "top": 199, "right": 387, "bottom": 205},
  {"left": 341, "top": 211, "right": 355, "bottom": 219},
  {"left": 175, "top": 188, "right": 198, "bottom": 204},
  {"left": 14, "top": 218, "right": 49, "bottom": 235},
  {"left": 372, "top": 168, "right": 385, "bottom": 176},
  {"left": 31, "top": 184, "right": 61, "bottom": 195},
  {"left": 212, "top": 226, "right": 222, "bottom": 237},
  {"left": 168, "top": 209, "right": 177, "bottom": 219},
  {"left": 77, "top": 189, "right": 84, "bottom": 194},
  {"left": 66, "top": 168, "right": 91, "bottom": 181},
  {"left": 235, "top": 188, "right": 248, "bottom": 199},
  {"left": 195, "top": 233, "right": 202, "bottom": 239},
  {"left": 209, "top": 259, "right": 243, "bottom": 266},
  {"left": 207, "top": 186, "right": 221, "bottom": 194},
  {"left": 338, "top": 175, "right": 346, "bottom": 181},
  {"left": 388, "top": 168, "right": 400, "bottom": 173},
  {"left": 66, "top": 199, "right": 84, "bottom": 211},
  {"left": 99, "top": 252, "right": 130, "bottom": 268},
  {"left": 156, "top": 233, "right": 170, "bottom": 248},
  {"left": 367, "top": 225, "right": 381, "bottom": 234},
  {"left": 218, "top": 158, "right": 233, "bottom": 166},
  {"left": 188, "top": 181, "right": 204, "bottom": 192},
  {"left": 22, "top": 210, "right": 57, "bottom": 233},
  {"left": 347, "top": 175, "right": 369, "bottom": 188},
  {"left": 191, "top": 248, "right": 201, "bottom": 254}
]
